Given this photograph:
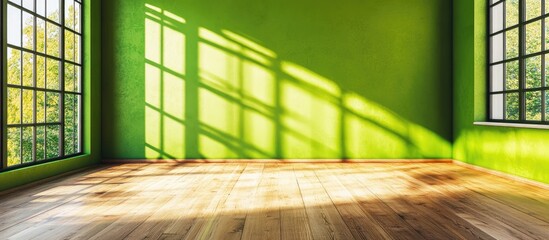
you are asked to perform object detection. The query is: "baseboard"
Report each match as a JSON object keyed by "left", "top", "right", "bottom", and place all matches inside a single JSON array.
[
  {"left": 102, "top": 159, "right": 454, "bottom": 164},
  {"left": 452, "top": 160, "right": 549, "bottom": 190}
]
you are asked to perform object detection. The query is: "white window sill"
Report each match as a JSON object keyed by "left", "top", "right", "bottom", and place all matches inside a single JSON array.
[{"left": 474, "top": 122, "right": 549, "bottom": 130}]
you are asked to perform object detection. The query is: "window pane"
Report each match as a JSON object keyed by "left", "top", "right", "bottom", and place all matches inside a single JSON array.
[
  {"left": 75, "top": 2, "right": 81, "bottom": 33},
  {"left": 22, "top": 127, "right": 34, "bottom": 163},
  {"left": 506, "top": 28, "right": 519, "bottom": 59},
  {"left": 492, "top": 94, "right": 504, "bottom": 120},
  {"left": 37, "top": 56, "right": 46, "bottom": 88},
  {"left": 7, "top": 128, "right": 21, "bottom": 167},
  {"left": 491, "top": 3, "right": 504, "bottom": 33},
  {"left": 46, "top": 59, "right": 60, "bottom": 90},
  {"left": 526, "top": 0, "right": 542, "bottom": 20},
  {"left": 22, "top": 90, "right": 34, "bottom": 124},
  {"left": 22, "top": 0, "right": 34, "bottom": 10},
  {"left": 22, "top": 12, "right": 35, "bottom": 50},
  {"left": 75, "top": 66, "right": 81, "bottom": 92},
  {"left": 506, "top": 60, "right": 519, "bottom": 90},
  {"left": 47, "top": 22, "right": 61, "bottom": 57},
  {"left": 8, "top": 88, "right": 21, "bottom": 124},
  {"left": 75, "top": 96, "right": 81, "bottom": 153},
  {"left": 526, "top": 21, "right": 542, "bottom": 55},
  {"left": 546, "top": 91, "right": 549, "bottom": 121},
  {"left": 7, "top": 48, "right": 21, "bottom": 85},
  {"left": 65, "top": 0, "right": 75, "bottom": 29},
  {"left": 507, "top": 0, "right": 519, "bottom": 27},
  {"left": 65, "top": 63, "right": 75, "bottom": 91},
  {"left": 46, "top": 125, "right": 60, "bottom": 159},
  {"left": 36, "top": 0, "right": 45, "bottom": 16},
  {"left": 545, "top": 17, "right": 549, "bottom": 50},
  {"left": 491, "top": 33, "right": 504, "bottom": 63},
  {"left": 506, "top": 92, "right": 520, "bottom": 120},
  {"left": 36, "top": 91, "right": 46, "bottom": 123},
  {"left": 22, "top": 52, "right": 34, "bottom": 87},
  {"left": 526, "top": 91, "right": 542, "bottom": 120},
  {"left": 37, "top": 19, "right": 46, "bottom": 53},
  {"left": 526, "top": 56, "right": 542, "bottom": 88},
  {"left": 75, "top": 34, "right": 81, "bottom": 64},
  {"left": 546, "top": 54, "right": 549, "bottom": 87},
  {"left": 491, "top": 64, "right": 504, "bottom": 92},
  {"left": 47, "top": 0, "right": 60, "bottom": 23},
  {"left": 65, "top": 30, "right": 75, "bottom": 61},
  {"left": 46, "top": 92, "right": 60, "bottom": 122},
  {"left": 36, "top": 126, "right": 45, "bottom": 161},
  {"left": 64, "top": 94, "right": 76, "bottom": 155},
  {"left": 8, "top": 5, "right": 21, "bottom": 47}
]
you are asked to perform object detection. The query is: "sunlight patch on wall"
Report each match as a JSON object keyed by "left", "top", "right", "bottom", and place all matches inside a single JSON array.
[
  {"left": 144, "top": 19, "right": 161, "bottom": 63},
  {"left": 143, "top": 3, "right": 451, "bottom": 159},
  {"left": 162, "top": 72, "right": 185, "bottom": 119},
  {"left": 163, "top": 27, "right": 186, "bottom": 75},
  {"left": 144, "top": 5, "right": 187, "bottom": 159},
  {"left": 222, "top": 29, "right": 277, "bottom": 58},
  {"left": 281, "top": 61, "right": 341, "bottom": 97},
  {"left": 243, "top": 110, "right": 275, "bottom": 157},
  {"left": 281, "top": 79, "right": 341, "bottom": 158}
]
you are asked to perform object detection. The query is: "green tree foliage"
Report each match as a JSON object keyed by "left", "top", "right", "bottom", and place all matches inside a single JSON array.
[
  {"left": 502, "top": 0, "right": 546, "bottom": 120},
  {"left": 6, "top": 4, "right": 80, "bottom": 166}
]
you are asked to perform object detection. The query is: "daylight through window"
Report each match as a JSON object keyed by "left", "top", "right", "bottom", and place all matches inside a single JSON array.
[
  {"left": 3, "top": 0, "right": 82, "bottom": 168},
  {"left": 489, "top": 0, "right": 549, "bottom": 123}
]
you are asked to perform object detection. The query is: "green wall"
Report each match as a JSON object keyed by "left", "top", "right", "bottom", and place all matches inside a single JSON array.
[
  {"left": 453, "top": 0, "right": 549, "bottom": 184},
  {"left": 102, "top": 0, "right": 453, "bottom": 159},
  {"left": 0, "top": 0, "right": 102, "bottom": 192}
]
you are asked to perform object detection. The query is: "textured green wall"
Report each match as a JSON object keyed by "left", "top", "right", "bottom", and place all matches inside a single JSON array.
[
  {"left": 0, "top": 0, "right": 102, "bottom": 192},
  {"left": 102, "top": 0, "right": 453, "bottom": 159},
  {"left": 453, "top": 0, "right": 549, "bottom": 184}
]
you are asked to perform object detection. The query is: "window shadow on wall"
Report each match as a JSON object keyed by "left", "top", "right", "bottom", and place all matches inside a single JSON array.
[{"left": 142, "top": 4, "right": 451, "bottom": 160}]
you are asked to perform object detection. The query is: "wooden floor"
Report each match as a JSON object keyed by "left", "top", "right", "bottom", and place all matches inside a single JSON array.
[{"left": 0, "top": 163, "right": 548, "bottom": 240}]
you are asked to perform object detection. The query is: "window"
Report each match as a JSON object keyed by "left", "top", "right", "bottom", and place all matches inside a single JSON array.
[
  {"left": 3, "top": 0, "right": 82, "bottom": 169},
  {"left": 489, "top": 0, "right": 549, "bottom": 123}
]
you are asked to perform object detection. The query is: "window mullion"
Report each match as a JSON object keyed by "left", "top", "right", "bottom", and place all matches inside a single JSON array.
[
  {"left": 504, "top": 0, "right": 508, "bottom": 119},
  {"left": 1, "top": 0, "right": 7, "bottom": 169},
  {"left": 32, "top": 0, "right": 37, "bottom": 163},
  {"left": 520, "top": 0, "right": 527, "bottom": 121},
  {"left": 19, "top": 7, "right": 23, "bottom": 165},
  {"left": 60, "top": 0, "right": 66, "bottom": 157},
  {"left": 543, "top": 0, "right": 547, "bottom": 121}
]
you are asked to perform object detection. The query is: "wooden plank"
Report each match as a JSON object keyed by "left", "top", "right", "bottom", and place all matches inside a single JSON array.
[
  {"left": 0, "top": 162, "right": 546, "bottom": 240},
  {"left": 63, "top": 164, "right": 181, "bottom": 240},
  {"left": 35, "top": 164, "right": 203, "bottom": 240},
  {"left": 206, "top": 163, "right": 264, "bottom": 240},
  {"left": 241, "top": 163, "right": 281, "bottom": 240},
  {"left": 342, "top": 164, "right": 456, "bottom": 240},
  {"left": 380, "top": 164, "right": 497, "bottom": 240},
  {"left": 123, "top": 163, "right": 235, "bottom": 240},
  {"left": 179, "top": 163, "right": 245, "bottom": 240},
  {"left": 278, "top": 164, "right": 313, "bottom": 240},
  {"left": 406, "top": 164, "right": 549, "bottom": 239},
  {"left": 295, "top": 164, "right": 355, "bottom": 240},
  {"left": 315, "top": 164, "right": 392, "bottom": 239},
  {"left": 445, "top": 165, "right": 549, "bottom": 222},
  {"left": 0, "top": 164, "right": 147, "bottom": 239},
  {"left": 333, "top": 164, "right": 423, "bottom": 240}
]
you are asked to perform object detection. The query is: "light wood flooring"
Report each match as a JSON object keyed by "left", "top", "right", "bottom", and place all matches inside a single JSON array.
[{"left": 0, "top": 162, "right": 548, "bottom": 240}]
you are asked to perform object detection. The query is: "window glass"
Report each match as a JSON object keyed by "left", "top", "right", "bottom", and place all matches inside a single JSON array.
[
  {"left": 489, "top": 0, "right": 549, "bottom": 123},
  {"left": 4, "top": 0, "right": 83, "bottom": 168}
]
